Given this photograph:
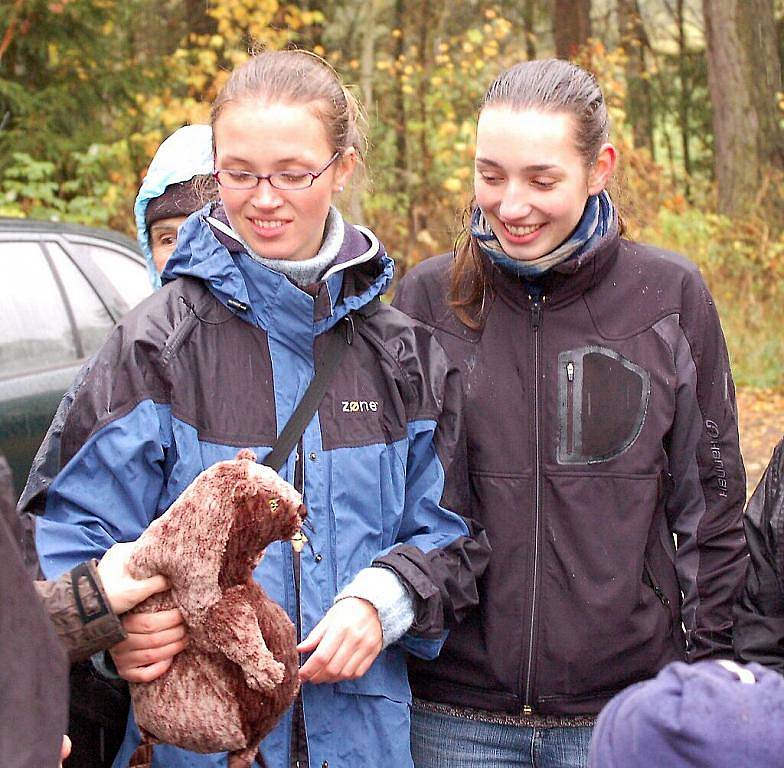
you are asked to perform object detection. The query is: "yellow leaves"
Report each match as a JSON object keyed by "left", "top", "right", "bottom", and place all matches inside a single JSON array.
[
  {"left": 48, "top": 43, "right": 60, "bottom": 67},
  {"left": 484, "top": 8, "right": 497, "bottom": 19},
  {"left": 207, "top": 0, "right": 293, "bottom": 49},
  {"left": 736, "top": 387, "right": 784, "bottom": 495},
  {"left": 284, "top": 10, "right": 304, "bottom": 29},
  {"left": 442, "top": 177, "right": 463, "bottom": 193},
  {"left": 402, "top": 84, "right": 414, "bottom": 95},
  {"left": 416, "top": 229, "right": 438, "bottom": 248},
  {"left": 492, "top": 18, "right": 512, "bottom": 39},
  {"left": 299, "top": 9, "right": 324, "bottom": 26},
  {"left": 662, "top": 194, "right": 687, "bottom": 213}
]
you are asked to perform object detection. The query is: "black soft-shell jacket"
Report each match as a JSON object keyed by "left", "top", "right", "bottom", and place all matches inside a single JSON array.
[
  {"left": 734, "top": 437, "right": 784, "bottom": 672},
  {"left": 393, "top": 232, "right": 747, "bottom": 716}
]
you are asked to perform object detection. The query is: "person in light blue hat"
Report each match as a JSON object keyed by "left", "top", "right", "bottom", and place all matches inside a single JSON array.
[{"left": 133, "top": 124, "right": 216, "bottom": 288}]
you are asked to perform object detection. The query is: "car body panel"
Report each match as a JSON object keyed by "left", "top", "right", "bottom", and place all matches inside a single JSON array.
[{"left": 0, "top": 218, "right": 151, "bottom": 498}]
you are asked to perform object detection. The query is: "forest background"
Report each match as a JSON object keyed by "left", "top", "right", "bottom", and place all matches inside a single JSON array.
[{"left": 2, "top": 0, "right": 784, "bottom": 477}]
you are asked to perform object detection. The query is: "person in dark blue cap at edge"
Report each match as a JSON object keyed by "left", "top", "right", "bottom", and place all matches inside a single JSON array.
[{"left": 587, "top": 659, "right": 784, "bottom": 767}]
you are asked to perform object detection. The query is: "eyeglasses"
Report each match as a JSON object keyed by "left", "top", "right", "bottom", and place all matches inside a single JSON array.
[{"left": 214, "top": 151, "right": 340, "bottom": 191}]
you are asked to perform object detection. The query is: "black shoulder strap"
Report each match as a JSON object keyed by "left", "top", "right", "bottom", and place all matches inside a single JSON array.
[{"left": 262, "top": 315, "right": 351, "bottom": 472}]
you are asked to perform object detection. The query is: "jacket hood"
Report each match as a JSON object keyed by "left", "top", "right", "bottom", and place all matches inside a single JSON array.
[
  {"left": 164, "top": 203, "right": 393, "bottom": 342},
  {"left": 134, "top": 124, "right": 214, "bottom": 289}
]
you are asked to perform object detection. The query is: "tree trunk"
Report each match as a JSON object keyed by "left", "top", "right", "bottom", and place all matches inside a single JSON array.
[
  {"left": 675, "top": 0, "right": 692, "bottom": 198},
  {"left": 523, "top": 0, "right": 537, "bottom": 60},
  {"left": 702, "top": 0, "right": 784, "bottom": 215},
  {"left": 350, "top": 0, "right": 378, "bottom": 224},
  {"left": 553, "top": 0, "right": 591, "bottom": 59},
  {"left": 617, "top": 0, "right": 654, "bottom": 156}
]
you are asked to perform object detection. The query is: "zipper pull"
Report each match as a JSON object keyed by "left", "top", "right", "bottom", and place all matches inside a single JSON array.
[
  {"left": 344, "top": 314, "right": 355, "bottom": 345},
  {"left": 528, "top": 293, "right": 545, "bottom": 329},
  {"left": 566, "top": 361, "right": 575, "bottom": 382},
  {"left": 653, "top": 585, "right": 670, "bottom": 607},
  {"left": 291, "top": 530, "right": 308, "bottom": 553},
  {"left": 531, "top": 302, "right": 541, "bottom": 329}
]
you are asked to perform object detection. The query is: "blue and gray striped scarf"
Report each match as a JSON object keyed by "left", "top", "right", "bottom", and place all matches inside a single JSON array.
[{"left": 471, "top": 191, "right": 616, "bottom": 279}]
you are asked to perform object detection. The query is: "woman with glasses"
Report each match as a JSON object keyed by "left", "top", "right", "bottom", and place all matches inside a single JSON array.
[{"left": 32, "top": 49, "right": 489, "bottom": 768}]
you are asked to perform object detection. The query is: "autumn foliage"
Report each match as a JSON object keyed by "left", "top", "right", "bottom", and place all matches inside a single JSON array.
[{"left": 1, "top": 1, "right": 783, "bottom": 386}]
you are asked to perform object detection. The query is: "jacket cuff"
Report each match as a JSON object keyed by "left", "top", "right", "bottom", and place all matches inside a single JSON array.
[
  {"left": 35, "top": 560, "right": 126, "bottom": 664},
  {"left": 335, "top": 566, "right": 415, "bottom": 648}
]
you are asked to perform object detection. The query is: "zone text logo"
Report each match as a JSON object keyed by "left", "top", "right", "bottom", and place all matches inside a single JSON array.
[{"left": 342, "top": 400, "right": 380, "bottom": 413}]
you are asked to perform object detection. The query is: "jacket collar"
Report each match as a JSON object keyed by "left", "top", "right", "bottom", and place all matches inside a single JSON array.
[
  {"left": 163, "top": 203, "right": 392, "bottom": 351},
  {"left": 487, "top": 224, "right": 621, "bottom": 312}
]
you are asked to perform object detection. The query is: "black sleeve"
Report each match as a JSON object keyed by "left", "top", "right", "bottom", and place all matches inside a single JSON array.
[
  {"left": 375, "top": 292, "right": 491, "bottom": 637},
  {"left": 734, "top": 438, "right": 784, "bottom": 673}
]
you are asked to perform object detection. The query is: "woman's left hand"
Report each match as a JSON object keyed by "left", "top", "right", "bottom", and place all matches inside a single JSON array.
[
  {"left": 297, "top": 597, "right": 382, "bottom": 684},
  {"left": 96, "top": 541, "right": 169, "bottom": 615}
]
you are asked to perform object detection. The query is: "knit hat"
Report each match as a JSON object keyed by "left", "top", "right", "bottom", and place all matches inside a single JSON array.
[
  {"left": 588, "top": 660, "right": 784, "bottom": 768},
  {"left": 144, "top": 178, "right": 211, "bottom": 228}
]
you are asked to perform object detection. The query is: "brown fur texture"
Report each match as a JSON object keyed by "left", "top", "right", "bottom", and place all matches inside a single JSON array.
[{"left": 126, "top": 449, "right": 305, "bottom": 767}]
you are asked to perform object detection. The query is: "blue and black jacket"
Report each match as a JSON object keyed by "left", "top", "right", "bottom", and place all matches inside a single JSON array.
[{"left": 33, "top": 207, "right": 489, "bottom": 767}]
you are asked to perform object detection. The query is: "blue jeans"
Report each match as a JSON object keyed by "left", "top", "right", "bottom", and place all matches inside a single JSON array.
[{"left": 411, "top": 703, "right": 592, "bottom": 768}]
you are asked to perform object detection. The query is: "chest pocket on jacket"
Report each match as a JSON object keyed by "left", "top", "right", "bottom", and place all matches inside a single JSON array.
[{"left": 557, "top": 346, "right": 650, "bottom": 465}]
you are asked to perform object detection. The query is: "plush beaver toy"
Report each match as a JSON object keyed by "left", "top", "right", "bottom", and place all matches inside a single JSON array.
[{"left": 126, "top": 449, "right": 306, "bottom": 768}]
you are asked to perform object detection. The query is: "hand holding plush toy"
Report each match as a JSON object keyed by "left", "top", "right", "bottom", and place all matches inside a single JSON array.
[{"left": 126, "top": 449, "right": 306, "bottom": 768}]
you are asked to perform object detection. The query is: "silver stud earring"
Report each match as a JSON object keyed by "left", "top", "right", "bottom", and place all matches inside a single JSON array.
[{"left": 338, "top": 185, "right": 344, "bottom": 192}]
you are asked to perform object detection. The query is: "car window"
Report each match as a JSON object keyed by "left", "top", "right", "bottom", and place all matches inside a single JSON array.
[
  {"left": 48, "top": 243, "right": 115, "bottom": 355},
  {"left": 0, "top": 242, "right": 78, "bottom": 377},
  {"left": 77, "top": 244, "right": 151, "bottom": 309}
]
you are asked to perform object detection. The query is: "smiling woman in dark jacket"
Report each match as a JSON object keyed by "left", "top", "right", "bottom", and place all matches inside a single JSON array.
[{"left": 393, "top": 58, "right": 747, "bottom": 768}]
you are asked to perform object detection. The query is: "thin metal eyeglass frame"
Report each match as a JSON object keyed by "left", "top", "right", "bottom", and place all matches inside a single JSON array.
[{"left": 213, "top": 151, "right": 341, "bottom": 191}]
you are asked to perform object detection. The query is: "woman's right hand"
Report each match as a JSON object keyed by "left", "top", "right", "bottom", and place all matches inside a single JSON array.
[{"left": 109, "top": 608, "right": 188, "bottom": 683}]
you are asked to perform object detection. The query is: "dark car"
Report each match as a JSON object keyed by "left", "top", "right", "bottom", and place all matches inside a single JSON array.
[{"left": 0, "top": 218, "right": 151, "bottom": 500}]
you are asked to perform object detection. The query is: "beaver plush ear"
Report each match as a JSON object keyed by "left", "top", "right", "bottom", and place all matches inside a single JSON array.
[
  {"left": 236, "top": 448, "right": 257, "bottom": 463},
  {"left": 231, "top": 477, "right": 256, "bottom": 503}
]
